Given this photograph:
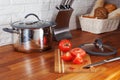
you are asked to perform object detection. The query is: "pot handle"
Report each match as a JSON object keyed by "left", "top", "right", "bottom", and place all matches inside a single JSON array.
[
  {"left": 94, "top": 38, "right": 104, "bottom": 52},
  {"left": 24, "top": 13, "right": 40, "bottom": 21},
  {"left": 3, "top": 28, "right": 19, "bottom": 34}
]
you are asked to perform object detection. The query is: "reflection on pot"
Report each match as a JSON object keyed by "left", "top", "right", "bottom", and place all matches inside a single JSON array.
[
  {"left": 20, "top": 29, "right": 33, "bottom": 43},
  {"left": 13, "top": 27, "right": 53, "bottom": 53},
  {"left": 3, "top": 13, "right": 55, "bottom": 53}
]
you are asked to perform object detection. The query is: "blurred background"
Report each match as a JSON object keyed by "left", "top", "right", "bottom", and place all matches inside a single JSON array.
[{"left": 0, "top": 0, "right": 120, "bottom": 46}]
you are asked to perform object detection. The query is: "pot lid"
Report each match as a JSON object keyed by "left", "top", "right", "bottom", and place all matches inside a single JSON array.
[
  {"left": 11, "top": 20, "right": 55, "bottom": 29},
  {"left": 79, "top": 38, "right": 117, "bottom": 56},
  {"left": 11, "top": 13, "right": 56, "bottom": 29}
]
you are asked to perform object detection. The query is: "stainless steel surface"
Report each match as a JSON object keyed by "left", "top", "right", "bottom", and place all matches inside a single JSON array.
[
  {"left": 53, "top": 9, "right": 73, "bottom": 41},
  {"left": 83, "top": 60, "right": 106, "bottom": 69},
  {"left": 58, "top": 0, "right": 74, "bottom": 9},
  {"left": 104, "top": 57, "right": 120, "bottom": 62},
  {"left": 65, "top": 0, "right": 71, "bottom": 9},
  {"left": 13, "top": 27, "right": 53, "bottom": 53},
  {"left": 54, "top": 1, "right": 74, "bottom": 41},
  {"left": 63, "top": 0, "right": 69, "bottom": 6},
  {"left": 68, "top": 0, "right": 74, "bottom": 7},
  {"left": 60, "top": 0, "right": 66, "bottom": 5},
  {"left": 54, "top": 28, "right": 72, "bottom": 41},
  {"left": 54, "top": 27, "right": 70, "bottom": 35},
  {"left": 59, "top": 0, "right": 68, "bottom": 9},
  {"left": 3, "top": 13, "right": 55, "bottom": 53},
  {"left": 83, "top": 56, "right": 120, "bottom": 68},
  {"left": 66, "top": 0, "right": 71, "bottom": 5}
]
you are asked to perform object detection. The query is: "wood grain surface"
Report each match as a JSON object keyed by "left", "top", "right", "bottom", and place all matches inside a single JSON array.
[
  {"left": 54, "top": 49, "right": 94, "bottom": 73},
  {"left": 0, "top": 29, "right": 120, "bottom": 80}
]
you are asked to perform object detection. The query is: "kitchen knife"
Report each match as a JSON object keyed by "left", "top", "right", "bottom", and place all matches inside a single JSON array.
[
  {"left": 64, "top": 0, "right": 71, "bottom": 9},
  {"left": 66, "top": 0, "right": 74, "bottom": 9},
  {"left": 64, "top": 0, "right": 69, "bottom": 6},
  {"left": 59, "top": 0, "right": 68, "bottom": 9},
  {"left": 83, "top": 56, "right": 120, "bottom": 69}
]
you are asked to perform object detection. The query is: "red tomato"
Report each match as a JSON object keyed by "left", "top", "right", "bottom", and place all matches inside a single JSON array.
[
  {"left": 61, "top": 52, "right": 73, "bottom": 61},
  {"left": 70, "top": 48, "right": 86, "bottom": 57},
  {"left": 38, "top": 36, "right": 47, "bottom": 45},
  {"left": 43, "top": 36, "right": 47, "bottom": 45},
  {"left": 73, "top": 56, "right": 83, "bottom": 64},
  {"left": 59, "top": 39, "right": 72, "bottom": 52}
]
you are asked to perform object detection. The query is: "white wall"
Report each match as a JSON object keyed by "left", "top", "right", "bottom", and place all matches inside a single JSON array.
[{"left": 0, "top": 0, "right": 120, "bottom": 46}]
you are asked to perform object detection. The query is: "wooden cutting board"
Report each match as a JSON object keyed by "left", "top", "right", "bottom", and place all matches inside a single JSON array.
[{"left": 54, "top": 49, "right": 95, "bottom": 73}]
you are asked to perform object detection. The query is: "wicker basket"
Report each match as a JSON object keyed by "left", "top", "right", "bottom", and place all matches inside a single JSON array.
[{"left": 79, "top": 16, "right": 120, "bottom": 34}]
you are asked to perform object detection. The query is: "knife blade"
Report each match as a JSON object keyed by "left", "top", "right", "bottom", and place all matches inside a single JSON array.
[
  {"left": 59, "top": 0, "right": 68, "bottom": 9},
  {"left": 83, "top": 56, "right": 120, "bottom": 69},
  {"left": 65, "top": 0, "right": 71, "bottom": 9},
  {"left": 66, "top": 0, "right": 74, "bottom": 9}
]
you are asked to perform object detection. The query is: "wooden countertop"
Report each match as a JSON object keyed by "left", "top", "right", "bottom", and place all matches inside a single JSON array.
[{"left": 1, "top": 29, "right": 120, "bottom": 80}]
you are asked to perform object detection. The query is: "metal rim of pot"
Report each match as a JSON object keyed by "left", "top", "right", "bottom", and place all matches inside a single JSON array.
[
  {"left": 3, "top": 13, "right": 56, "bottom": 34},
  {"left": 11, "top": 13, "right": 56, "bottom": 29}
]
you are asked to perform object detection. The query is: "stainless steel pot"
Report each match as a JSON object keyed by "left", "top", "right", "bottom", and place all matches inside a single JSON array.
[{"left": 3, "top": 13, "right": 55, "bottom": 53}]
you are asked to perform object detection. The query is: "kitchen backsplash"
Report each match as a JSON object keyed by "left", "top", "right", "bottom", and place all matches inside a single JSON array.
[{"left": 0, "top": 0, "right": 120, "bottom": 46}]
